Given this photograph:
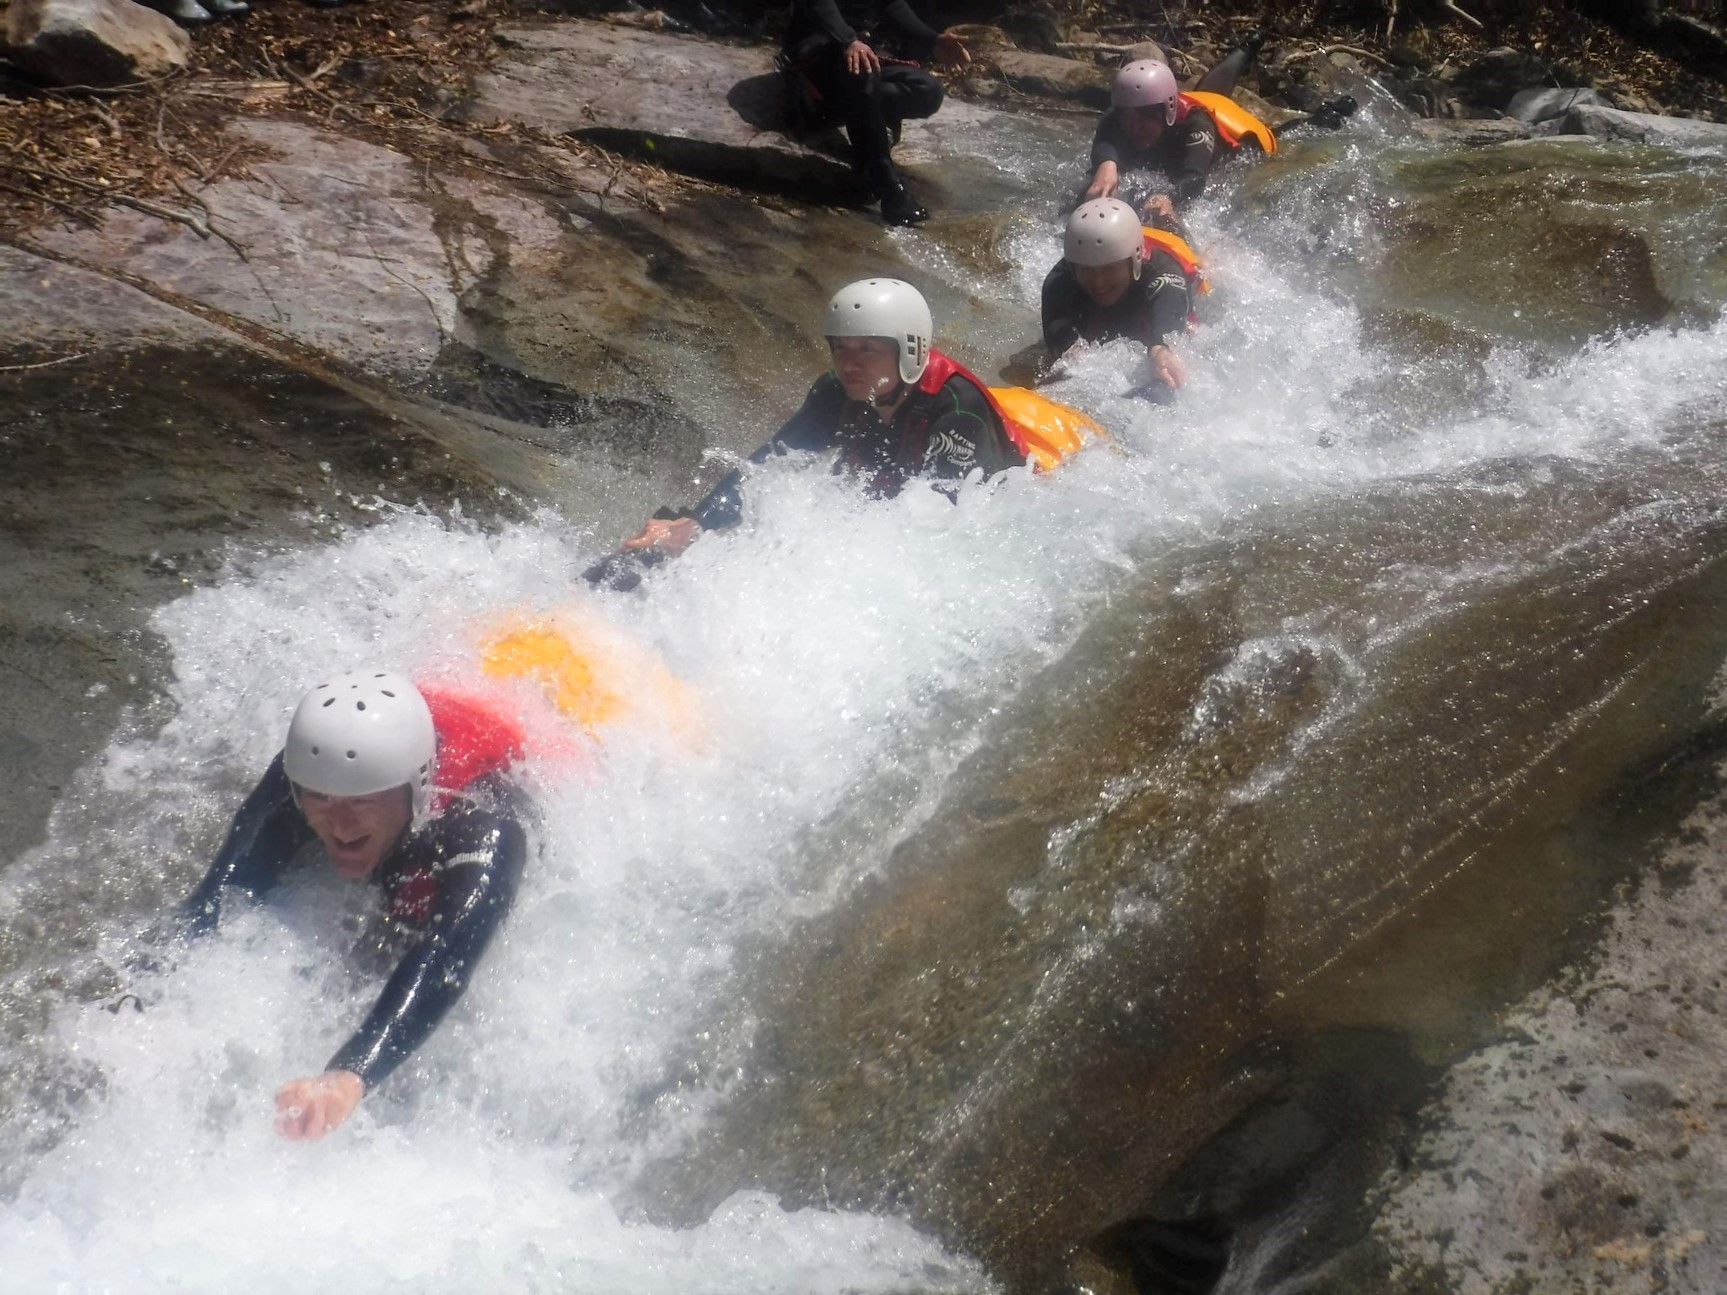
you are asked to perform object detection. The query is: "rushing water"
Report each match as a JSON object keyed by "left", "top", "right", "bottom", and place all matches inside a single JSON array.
[{"left": 3, "top": 100, "right": 1727, "bottom": 1292}]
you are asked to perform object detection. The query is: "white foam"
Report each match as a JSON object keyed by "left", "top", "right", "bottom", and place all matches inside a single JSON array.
[{"left": 4, "top": 131, "right": 1726, "bottom": 1292}]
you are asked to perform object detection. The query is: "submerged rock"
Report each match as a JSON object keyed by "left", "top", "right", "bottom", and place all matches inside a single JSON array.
[
  {"left": 1507, "top": 85, "right": 1610, "bottom": 125},
  {"left": 1540, "top": 103, "right": 1727, "bottom": 147},
  {"left": 5, "top": 0, "right": 190, "bottom": 88}
]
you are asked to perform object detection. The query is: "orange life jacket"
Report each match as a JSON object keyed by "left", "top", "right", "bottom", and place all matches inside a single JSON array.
[
  {"left": 915, "top": 348, "right": 1032, "bottom": 461},
  {"left": 1178, "top": 91, "right": 1278, "bottom": 155},
  {"left": 1141, "top": 227, "right": 1211, "bottom": 296}
]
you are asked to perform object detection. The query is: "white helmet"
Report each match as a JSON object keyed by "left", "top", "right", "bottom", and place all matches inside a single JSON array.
[
  {"left": 1112, "top": 59, "right": 1179, "bottom": 124},
  {"left": 283, "top": 670, "right": 437, "bottom": 819},
  {"left": 1064, "top": 198, "right": 1145, "bottom": 276},
  {"left": 824, "top": 278, "right": 933, "bottom": 385}
]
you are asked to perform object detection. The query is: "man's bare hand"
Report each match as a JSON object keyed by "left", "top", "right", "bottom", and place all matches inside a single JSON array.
[
  {"left": 622, "top": 516, "right": 701, "bottom": 557},
  {"left": 275, "top": 1071, "right": 365, "bottom": 1141},
  {"left": 1084, "top": 160, "right": 1120, "bottom": 202},
  {"left": 931, "top": 32, "right": 971, "bottom": 72},
  {"left": 845, "top": 40, "right": 881, "bottom": 74}
]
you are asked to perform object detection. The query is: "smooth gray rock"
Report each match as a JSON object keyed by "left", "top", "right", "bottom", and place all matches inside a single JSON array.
[
  {"left": 0, "top": 243, "right": 227, "bottom": 348},
  {"left": 1411, "top": 116, "right": 1534, "bottom": 146},
  {"left": 1544, "top": 103, "right": 1727, "bottom": 147},
  {"left": 30, "top": 119, "right": 495, "bottom": 378},
  {"left": 5, "top": 0, "right": 190, "bottom": 89},
  {"left": 1507, "top": 85, "right": 1609, "bottom": 125},
  {"left": 474, "top": 22, "right": 860, "bottom": 195},
  {"left": 992, "top": 47, "right": 1110, "bottom": 107}
]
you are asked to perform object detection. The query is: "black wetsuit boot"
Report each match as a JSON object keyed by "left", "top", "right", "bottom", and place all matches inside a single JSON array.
[{"left": 138, "top": 0, "right": 214, "bottom": 25}]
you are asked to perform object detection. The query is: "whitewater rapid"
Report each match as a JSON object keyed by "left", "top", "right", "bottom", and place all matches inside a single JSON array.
[{"left": 3, "top": 111, "right": 1726, "bottom": 1292}]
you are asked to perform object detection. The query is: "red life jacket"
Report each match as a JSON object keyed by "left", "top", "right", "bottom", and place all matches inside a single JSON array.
[
  {"left": 419, "top": 686, "right": 526, "bottom": 794},
  {"left": 914, "top": 349, "right": 1031, "bottom": 460}
]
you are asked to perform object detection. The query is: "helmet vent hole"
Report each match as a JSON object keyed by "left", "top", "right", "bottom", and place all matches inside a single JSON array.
[
  {"left": 355, "top": 701, "right": 367, "bottom": 711},
  {"left": 381, "top": 690, "right": 395, "bottom": 698},
  {"left": 322, "top": 698, "right": 335, "bottom": 708},
  {"left": 311, "top": 745, "right": 321, "bottom": 755},
  {"left": 346, "top": 750, "right": 357, "bottom": 760}
]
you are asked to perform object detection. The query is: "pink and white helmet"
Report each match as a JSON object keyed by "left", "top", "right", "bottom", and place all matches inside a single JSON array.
[{"left": 1112, "top": 59, "right": 1179, "bottom": 125}]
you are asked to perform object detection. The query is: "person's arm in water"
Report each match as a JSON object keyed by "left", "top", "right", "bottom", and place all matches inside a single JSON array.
[
  {"left": 624, "top": 374, "right": 848, "bottom": 551},
  {"left": 181, "top": 753, "right": 313, "bottom": 934},
  {"left": 1084, "top": 110, "right": 1126, "bottom": 202},
  {"left": 274, "top": 779, "right": 528, "bottom": 1140},
  {"left": 1167, "top": 108, "right": 1222, "bottom": 204},
  {"left": 1139, "top": 251, "right": 1192, "bottom": 389},
  {"left": 1040, "top": 260, "right": 1087, "bottom": 359}
]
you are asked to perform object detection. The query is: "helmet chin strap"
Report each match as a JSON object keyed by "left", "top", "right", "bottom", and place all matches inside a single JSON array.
[{"left": 868, "top": 380, "right": 909, "bottom": 409}]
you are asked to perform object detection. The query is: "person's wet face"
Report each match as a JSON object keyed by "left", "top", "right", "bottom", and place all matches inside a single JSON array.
[
  {"left": 1121, "top": 104, "right": 1166, "bottom": 149},
  {"left": 828, "top": 336, "right": 903, "bottom": 404},
  {"left": 297, "top": 786, "right": 413, "bottom": 879},
  {"left": 1074, "top": 258, "right": 1136, "bottom": 308}
]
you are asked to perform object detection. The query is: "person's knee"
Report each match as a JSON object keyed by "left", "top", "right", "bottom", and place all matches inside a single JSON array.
[{"left": 885, "top": 71, "right": 943, "bottom": 121}]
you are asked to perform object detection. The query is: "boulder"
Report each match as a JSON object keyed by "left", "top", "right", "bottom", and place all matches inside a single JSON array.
[
  {"left": 5, "top": 0, "right": 190, "bottom": 89},
  {"left": 1411, "top": 116, "right": 1534, "bottom": 146},
  {"left": 1446, "top": 45, "right": 1555, "bottom": 112},
  {"left": 1540, "top": 103, "right": 1727, "bottom": 147},
  {"left": 1506, "top": 85, "right": 1609, "bottom": 126},
  {"left": 992, "top": 47, "right": 1110, "bottom": 107}
]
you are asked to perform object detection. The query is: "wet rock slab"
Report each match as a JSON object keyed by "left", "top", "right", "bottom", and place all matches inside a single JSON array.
[
  {"left": 1375, "top": 769, "right": 1727, "bottom": 1292},
  {"left": 470, "top": 19, "right": 1050, "bottom": 207},
  {"left": 473, "top": 22, "right": 860, "bottom": 195}
]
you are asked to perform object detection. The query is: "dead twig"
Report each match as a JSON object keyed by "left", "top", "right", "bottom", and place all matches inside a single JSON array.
[
  {"left": 1285, "top": 42, "right": 1397, "bottom": 71},
  {"left": 1055, "top": 41, "right": 1135, "bottom": 56},
  {"left": 0, "top": 159, "right": 249, "bottom": 261},
  {"left": 0, "top": 351, "right": 94, "bottom": 373},
  {"left": 0, "top": 179, "right": 96, "bottom": 220},
  {"left": 89, "top": 99, "right": 124, "bottom": 140},
  {"left": 1440, "top": 0, "right": 1484, "bottom": 30}
]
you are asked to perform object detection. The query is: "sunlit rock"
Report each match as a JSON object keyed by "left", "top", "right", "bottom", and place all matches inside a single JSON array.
[
  {"left": 5, "top": 0, "right": 190, "bottom": 88},
  {"left": 1542, "top": 103, "right": 1727, "bottom": 147}
]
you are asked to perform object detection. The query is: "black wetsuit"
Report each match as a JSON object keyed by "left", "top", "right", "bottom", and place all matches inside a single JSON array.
[
  {"left": 1041, "top": 247, "right": 1193, "bottom": 358},
  {"left": 182, "top": 753, "right": 527, "bottom": 1089},
  {"left": 1085, "top": 45, "right": 1258, "bottom": 208},
  {"left": 1090, "top": 105, "right": 1224, "bottom": 206},
  {"left": 783, "top": 0, "right": 944, "bottom": 195},
  {"left": 689, "top": 361, "right": 1024, "bottom": 531}
]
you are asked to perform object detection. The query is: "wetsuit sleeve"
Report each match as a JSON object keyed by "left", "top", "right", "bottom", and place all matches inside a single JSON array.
[
  {"left": 1140, "top": 251, "right": 1193, "bottom": 347},
  {"left": 793, "top": 0, "right": 861, "bottom": 46},
  {"left": 921, "top": 375, "right": 1023, "bottom": 485},
  {"left": 1169, "top": 109, "right": 1221, "bottom": 202},
  {"left": 325, "top": 787, "right": 527, "bottom": 1089},
  {"left": 180, "top": 753, "right": 312, "bottom": 935},
  {"left": 1041, "top": 260, "right": 1086, "bottom": 355},
  {"left": 881, "top": 0, "right": 940, "bottom": 56},
  {"left": 1089, "top": 110, "right": 1125, "bottom": 168},
  {"left": 690, "top": 374, "right": 847, "bottom": 531}
]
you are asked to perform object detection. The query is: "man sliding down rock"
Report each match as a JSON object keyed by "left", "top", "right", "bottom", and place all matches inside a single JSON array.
[{"left": 780, "top": 0, "right": 971, "bottom": 226}]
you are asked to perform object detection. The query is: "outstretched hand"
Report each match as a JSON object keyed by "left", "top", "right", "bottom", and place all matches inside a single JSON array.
[
  {"left": 275, "top": 1070, "right": 365, "bottom": 1141},
  {"left": 1083, "top": 160, "right": 1119, "bottom": 203},
  {"left": 931, "top": 32, "right": 971, "bottom": 72},
  {"left": 1148, "top": 343, "right": 1187, "bottom": 391},
  {"left": 622, "top": 516, "right": 701, "bottom": 557}
]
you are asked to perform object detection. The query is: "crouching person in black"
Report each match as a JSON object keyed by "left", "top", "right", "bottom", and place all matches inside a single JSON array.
[{"left": 782, "top": 0, "right": 971, "bottom": 225}]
